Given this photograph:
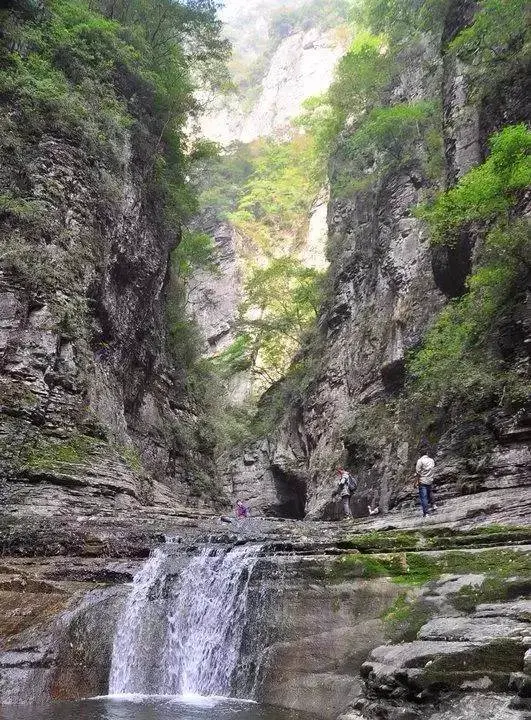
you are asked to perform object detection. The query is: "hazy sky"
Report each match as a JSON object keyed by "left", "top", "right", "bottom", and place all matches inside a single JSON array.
[{"left": 220, "top": 0, "right": 300, "bottom": 23}]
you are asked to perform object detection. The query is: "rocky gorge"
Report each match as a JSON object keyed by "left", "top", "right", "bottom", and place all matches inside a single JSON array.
[
  {"left": 0, "top": 0, "right": 529, "bottom": 718},
  {"left": 221, "top": 0, "right": 530, "bottom": 522}
]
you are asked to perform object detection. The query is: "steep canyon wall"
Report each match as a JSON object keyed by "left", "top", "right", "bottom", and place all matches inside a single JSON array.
[
  {"left": 0, "top": 83, "right": 221, "bottom": 519},
  {"left": 223, "top": 0, "right": 530, "bottom": 518}
]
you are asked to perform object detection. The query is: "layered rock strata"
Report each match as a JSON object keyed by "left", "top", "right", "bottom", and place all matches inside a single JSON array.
[
  {"left": 223, "top": 0, "right": 530, "bottom": 520},
  {"left": 0, "top": 128, "right": 223, "bottom": 518}
]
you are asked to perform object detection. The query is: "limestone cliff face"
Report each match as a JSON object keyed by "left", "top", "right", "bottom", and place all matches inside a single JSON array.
[
  {"left": 224, "top": 0, "right": 530, "bottom": 519},
  {"left": 239, "top": 27, "right": 345, "bottom": 143},
  {"left": 192, "top": 13, "right": 341, "bottom": 387},
  {"left": 201, "top": 21, "right": 346, "bottom": 145},
  {"left": 0, "top": 126, "right": 222, "bottom": 518}
]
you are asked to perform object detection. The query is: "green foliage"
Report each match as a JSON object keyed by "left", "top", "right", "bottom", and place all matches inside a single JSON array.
[
  {"left": 197, "top": 133, "right": 325, "bottom": 393},
  {"left": 410, "top": 125, "right": 531, "bottom": 408},
  {"left": 360, "top": 0, "right": 450, "bottom": 39},
  {"left": 449, "top": 0, "right": 529, "bottom": 94},
  {"left": 270, "top": 0, "right": 352, "bottom": 39},
  {"left": 346, "top": 101, "right": 439, "bottom": 160},
  {"left": 214, "top": 333, "right": 254, "bottom": 378},
  {"left": 0, "top": 0, "right": 229, "bottom": 232},
  {"left": 298, "top": 31, "right": 443, "bottom": 189},
  {"left": 337, "top": 100, "right": 442, "bottom": 188},
  {"left": 195, "top": 142, "right": 255, "bottom": 217},
  {"left": 419, "top": 124, "right": 531, "bottom": 243},
  {"left": 0, "top": 192, "right": 47, "bottom": 224},
  {"left": 332, "top": 30, "right": 392, "bottom": 119},
  {"left": 296, "top": 30, "right": 393, "bottom": 165},
  {"left": 240, "top": 257, "right": 323, "bottom": 387},
  {"left": 409, "top": 220, "right": 529, "bottom": 406},
  {"left": 228, "top": 135, "right": 321, "bottom": 250},
  {"left": 119, "top": 445, "right": 142, "bottom": 471},
  {"left": 22, "top": 434, "right": 101, "bottom": 470},
  {"left": 172, "top": 229, "right": 217, "bottom": 278}
]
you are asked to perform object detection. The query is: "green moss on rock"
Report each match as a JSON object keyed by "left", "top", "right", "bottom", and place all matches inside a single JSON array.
[
  {"left": 382, "top": 593, "right": 435, "bottom": 642},
  {"left": 118, "top": 446, "right": 142, "bottom": 472},
  {"left": 451, "top": 576, "right": 531, "bottom": 612},
  {"left": 22, "top": 434, "right": 102, "bottom": 470},
  {"left": 331, "top": 547, "right": 530, "bottom": 586},
  {"left": 337, "top": 525, "right": 531, "bottom": 554}
]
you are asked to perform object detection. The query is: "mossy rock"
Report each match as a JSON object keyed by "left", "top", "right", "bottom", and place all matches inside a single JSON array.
[
  {"left": 424, "top": 638, "right": 526, "bottom": 685},
  {"left": 382, "top": 592, "right": 436, "bottom": 642},
  {"left": 451, "top": 576, "right": 531, "bottom": 612},
  {"left": 331, "top": 551, "right": 440, "bottom": 585},
  {"left": 21, "top": 434, "right": 103, "bottom": 471},
  {"left": 331, "top": 547, "right": 531, "bottom": 586},
  {"left": 337, "top": 525, "right": 531, "bottom": 554}
]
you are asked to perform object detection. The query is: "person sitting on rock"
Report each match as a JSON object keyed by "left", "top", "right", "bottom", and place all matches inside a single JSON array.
[
  {"left": 235, "top": 499, "right": 250, "bottom": 519},
  {"left": 415, "top": 447, "right": 437, "bottom": 517},
  {"left": 335, "top": 467, "right": 356, "bottom": 519}
]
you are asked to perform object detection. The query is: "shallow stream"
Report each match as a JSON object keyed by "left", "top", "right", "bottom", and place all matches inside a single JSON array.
[{"left": 0, "top": 696, "right": 318, "bottom": 720}]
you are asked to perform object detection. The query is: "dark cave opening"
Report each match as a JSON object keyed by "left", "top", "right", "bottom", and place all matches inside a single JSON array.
[{"left": 269, "top": 466, "right": 307, "bottom": 520}]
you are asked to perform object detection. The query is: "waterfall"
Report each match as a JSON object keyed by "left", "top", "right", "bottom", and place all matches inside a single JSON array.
[
  {"left": 109, "top": 547, "right": 166, "bottom": 694},
  {"left": 109, "top": 543, "right": 263, "bottom": 698}
]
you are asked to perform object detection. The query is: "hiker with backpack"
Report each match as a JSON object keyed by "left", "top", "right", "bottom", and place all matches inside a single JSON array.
[{"left": 335, "top": 467, "right": 357, "bottom": 518}]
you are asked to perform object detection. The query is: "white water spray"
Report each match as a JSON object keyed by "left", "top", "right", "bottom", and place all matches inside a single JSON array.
[
  {"left": 109, "top": 548, "right": 165, "bottom": 694},
  {"left": 108, "top": 544, "right": 262, "bottom": 697}
]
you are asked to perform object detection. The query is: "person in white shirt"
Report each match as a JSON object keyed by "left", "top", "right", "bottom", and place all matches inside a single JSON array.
[{"left": 415, "top": 451, "right": 437, "bottom": 517}]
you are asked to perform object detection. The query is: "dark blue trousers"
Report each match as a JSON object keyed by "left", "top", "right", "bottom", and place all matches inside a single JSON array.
[{"left": 419, "top": 483, "right": 434, "bottom": 515}]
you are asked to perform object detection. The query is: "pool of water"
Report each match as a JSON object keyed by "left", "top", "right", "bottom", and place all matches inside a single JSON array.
[{"left": 0, "top": 695, "right": 320, "bottom": 720}]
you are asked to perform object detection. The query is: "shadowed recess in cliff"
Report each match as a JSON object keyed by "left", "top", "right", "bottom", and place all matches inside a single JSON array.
[{"left": 269, "top": 466, "right": 307, "bottom": 520}]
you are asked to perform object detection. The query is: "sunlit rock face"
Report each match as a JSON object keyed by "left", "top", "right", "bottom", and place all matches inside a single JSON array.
[
  {"left": 192, "top": 4, "right": 339, "bottom": 405},
  {"left": 187, "top": 221, "right": 243, "bottom": 358},
  {"left": 239, "top": 27, "right": 344, "bottom": 143},
  {"left": 230, "top": 0, "right": 530, "bottom": 520},
  {"left": 200, "top": 1, "right": 346, "bottom": 145},
  {"left": 202, "top": 27, "right": 344, "bottom": 145}
]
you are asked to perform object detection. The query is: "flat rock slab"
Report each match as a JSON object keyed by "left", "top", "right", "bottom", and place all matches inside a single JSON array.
[
  {"left": 418, "top": 615, "right": 529, "bottom": 642},
  {"left": 475, "top": 599, "right": 531, "bottom": 620},
  {"left": 364, "top": 640, "right": 472, "bottom": 672}
]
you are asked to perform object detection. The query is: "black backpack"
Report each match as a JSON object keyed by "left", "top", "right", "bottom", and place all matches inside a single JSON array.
[{"left": 346, "top": 473, "right": 358, "bottom": 492}]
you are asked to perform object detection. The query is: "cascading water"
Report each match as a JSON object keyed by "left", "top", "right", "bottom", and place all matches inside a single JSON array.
[
  {"left": 108, "top": 543, "right": 263, "bottom": 698},
  {"left": 108, "top": 547, "right": 166, "bottom": 694},
  {"left": 162, "top": 544, "right": 261, "bottom": 696}
]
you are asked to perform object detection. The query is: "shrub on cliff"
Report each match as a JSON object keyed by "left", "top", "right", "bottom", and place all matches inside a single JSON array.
[
  {"left": 0, "top": 0, "right": 229, "bottom": 223},
  {"left": 418, "top": 124, "right": 531, "bottom": 243},
  {"left": 449, "top": 0, "right": 529, "bottom": 95},
  {"left": 410, "top": 124, "right": 531, "bottom": 407}
]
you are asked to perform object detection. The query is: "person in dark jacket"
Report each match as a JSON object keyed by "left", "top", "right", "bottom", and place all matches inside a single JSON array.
[{"left": 335, "top": 467, "right": 355, "bottom": 518}]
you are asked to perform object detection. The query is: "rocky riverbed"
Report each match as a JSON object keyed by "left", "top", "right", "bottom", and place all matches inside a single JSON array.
[{"left": 0, "top": 486, "right": 529, "bottom": 719}]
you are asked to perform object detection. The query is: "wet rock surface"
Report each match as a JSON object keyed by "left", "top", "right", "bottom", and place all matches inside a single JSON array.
[{"left": 0, "top": 496, "right": 529, "bottom": 718}]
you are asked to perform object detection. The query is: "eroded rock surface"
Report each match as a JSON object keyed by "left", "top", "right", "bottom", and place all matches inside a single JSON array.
[{"left": 221, "top": 0, "right": 530, "bottom": 524}]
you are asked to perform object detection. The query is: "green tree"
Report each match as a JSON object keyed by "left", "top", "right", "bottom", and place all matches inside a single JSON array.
[
  {"left": 228, "top": 135, "right": 321, "bottom": 251},
  {"left": 239, "top": 257, "right": 323, "bottom": 387},
  {"left": 418, "top": 124, "right": 531, "bottom": 243},
  {"left": 409, "top": 125, "right": 531, "bottom": 406}
]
